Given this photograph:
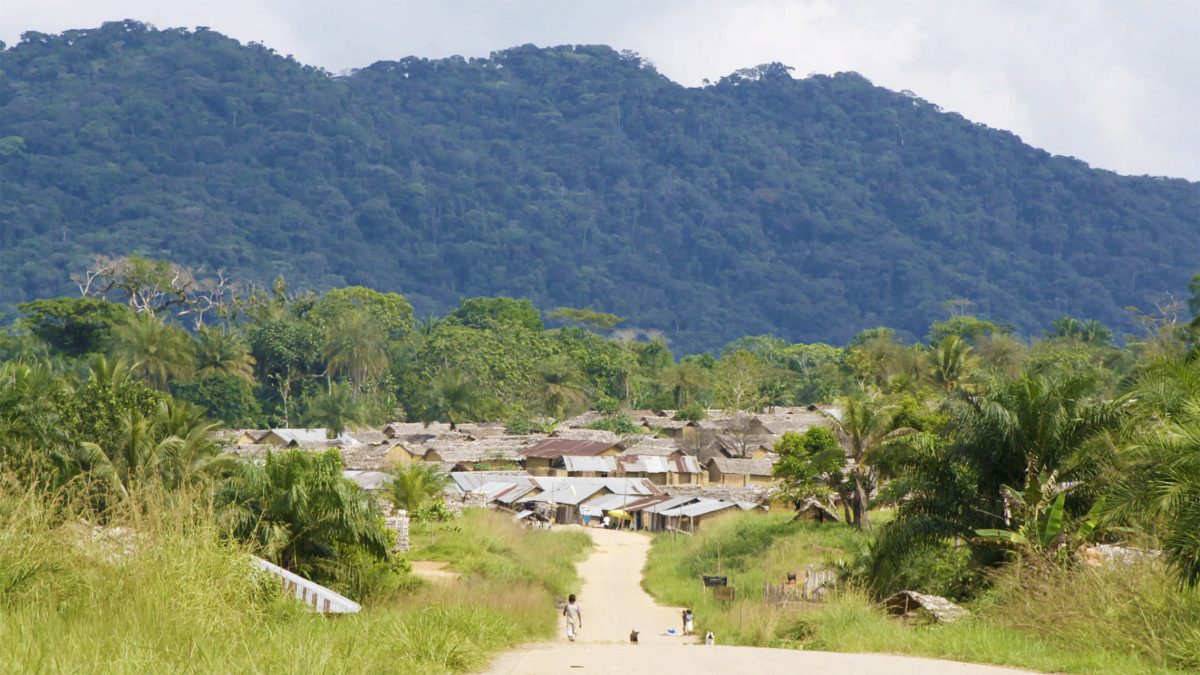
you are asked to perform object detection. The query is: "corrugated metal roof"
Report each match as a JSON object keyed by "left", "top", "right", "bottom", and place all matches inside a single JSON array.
[
  {"left": 560, "top": 455, "right": 618, "bottom": 473},
  {"left": 530, "top": 477, "right": 660, "bottom": 496},
  {"left": 524, "top": 483, "right": 607, "bottom": 505},
  {"left": 659, "top": 498, "right": 739, "bottom": 518},
  {"left": 618, "top": 455, "right": 701, "bottom": 474},
  {"left": 500, "top": 485, "right": 537, "bottom": 504},
  {"left": 342, "top": 470, "right": 391, "bottom": 490},
  {"left": 586, "top": 493, "right": 641, "bottom": 512},
  {"left": 448, "top": 471, "right": 532, "bottom": 493},
  {"left": 522, "top": 438, "right": 618, "bottom": 458},
  {"left": 638, "top": 496, "right": 699, "bottom": 514}
]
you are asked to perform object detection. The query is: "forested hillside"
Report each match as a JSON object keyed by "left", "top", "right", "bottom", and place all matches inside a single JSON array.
[{"left": 2, "top": 20, "right": 1198, "bottom": 351}]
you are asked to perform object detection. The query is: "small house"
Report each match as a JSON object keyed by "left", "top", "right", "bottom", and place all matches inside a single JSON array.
[
  {"left": 521, "top": 438, "right": 623, "bottom": 476},
  {"left": 706, "top": 457, "right": 777, "bottom": 487}
]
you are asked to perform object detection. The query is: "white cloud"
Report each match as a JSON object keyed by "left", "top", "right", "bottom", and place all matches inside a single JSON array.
[{"left": 2, "top": 0, "right": 1197, "bottom": 179}]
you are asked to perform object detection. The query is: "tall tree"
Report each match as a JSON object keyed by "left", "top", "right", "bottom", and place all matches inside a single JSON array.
[
  {"left": 927, "top": 335, "right": 978, "bottom": 392},
  {"left": 531, "top": 355, "right": 589, "bottom": 419},
  {"left": 420, "top": 369, "right": 488, "bottom": 429},
  {"left": 109, "top": 313, "right": 195, "bottom": 390},
  {"left": 821, "top": 395, "right": 915, "bottom": 530},
  {"left": 193, "top": 325, "right": 255, "bottom": 383},
  {"left": 304, "top": 382, "right": 366, "bottom": 438},
  {"left": 323, "top": 309, "right": 389, "bottom": 392}
]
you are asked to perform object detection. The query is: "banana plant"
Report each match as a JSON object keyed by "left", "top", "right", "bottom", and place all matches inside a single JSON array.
[{"left": 977, "top": 492, "right": 1106, "bottom": 553}]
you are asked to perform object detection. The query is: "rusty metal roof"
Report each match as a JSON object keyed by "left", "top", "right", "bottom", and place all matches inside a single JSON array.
[{"left": 521, "top": 438, "right": 617, "bottom": 459}]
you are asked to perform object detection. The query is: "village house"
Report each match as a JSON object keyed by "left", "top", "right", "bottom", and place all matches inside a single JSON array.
[
  {"left": 520, "top": 438, "right": 623, "bottom": 476},
  {"left": 616, "top": 454, "right": 702, "bottom": 485},
  {"left": 657, "top": 497, "right": 749, "bottom": 533},
  {"left": 706, "top": 456, "right": 777, "bottom": 487},
  {"left": 257, "top": 428, "right": 356, "bottom": 448}
]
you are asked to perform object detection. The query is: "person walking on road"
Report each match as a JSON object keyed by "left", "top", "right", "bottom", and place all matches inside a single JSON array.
[{"left": 563, "top": 594, "right": 583, "bottom": 642}]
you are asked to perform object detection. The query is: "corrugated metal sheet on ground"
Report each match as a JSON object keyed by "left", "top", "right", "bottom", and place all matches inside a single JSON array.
[{"left": 253, "top": 557, "right": 361, "bottom": 614}]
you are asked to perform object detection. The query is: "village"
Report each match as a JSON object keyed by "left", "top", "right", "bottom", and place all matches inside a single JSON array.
[{"left": 221, "top": 406, "right": 841, "bottom": 533}]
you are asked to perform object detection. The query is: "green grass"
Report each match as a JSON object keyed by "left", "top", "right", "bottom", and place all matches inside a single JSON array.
[
  {"left": 643, "top": 509, "right": 1195, "bottom": 674},
  {"left": 0, "top": 489, "right": 590, "bottom": 673}
]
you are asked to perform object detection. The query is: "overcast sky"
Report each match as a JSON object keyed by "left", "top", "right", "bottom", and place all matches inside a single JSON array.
[{"left": 4, "top": 1, "right": 1198, "bottom": 180}]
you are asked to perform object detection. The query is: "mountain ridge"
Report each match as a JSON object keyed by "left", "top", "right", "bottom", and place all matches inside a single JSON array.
[{"left": 1, "top": 20, "right": 1197, "bottom": 351}]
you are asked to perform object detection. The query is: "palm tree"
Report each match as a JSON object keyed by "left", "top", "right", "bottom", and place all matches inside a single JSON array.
[
  {"left": 1112, "top": 401, "right": 1200, "bottom": 586},
  {"left": 658, "top": 361, "right": 711, "bottom": 408},
  {"left": 821, "top": 395, "right": 916, "bottom": 531},
  {"left": 324, "top": 310, "right": 389, "bottom": 392},
  {"left": 874, "top": 372, "right": 1122, "bottom": 579},
  {"left": 110, "top": 313, "right": 194, "bottom": 390},
  {"left": 927, "top": 335, "right": 977, "bottom": 392},
  {"left": 531, "top": 356, "right": 589, "bottom": 419},
  {"left": 101, "top": 399, "right": 226, "bottom": 492},
  {"left": 217, "top": 449, "right": 391, "bottom": 579},
  {"left": 421, "top": 369, "right": 486, "bottom": 429},
  {"left": 975, "top": 333, "right": 1027, "bottom": 378},
  {"left": 304, "top": 382, "right": 366, "bottom": 438},
  {"left": 387, "top": 463, "right": 451, "bottom": 514},
  {"left": 194, "top": 326, "right": 256, "bottom": 382}
]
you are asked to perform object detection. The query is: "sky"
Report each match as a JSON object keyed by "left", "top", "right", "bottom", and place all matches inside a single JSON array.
[{"left": 3, "top": 1, "right": 1198, "bottom": 181}]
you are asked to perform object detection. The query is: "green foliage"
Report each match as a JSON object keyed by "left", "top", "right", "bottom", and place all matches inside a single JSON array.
[
  {"left": 172, "top": 372, "right": 263, "bottom": 427},
  {"left": 18, "top": 297, "right": 132, "bottom": 357},
  {"left": 773, "top": 426, "right": 846, "bottom": 502},
  {"left": 216, "top": 449, "right": 393, "bottom": 592},
  {"left": 673, "top": 402, "right": 707, "bottom": 421},
  {"left": 928, "top": 315, "right": 1008, "bottom": 346},
  {"left": 302, "top": 382, "right": 366, "bottom": 437},
  {"left": 446, "top": 297, "right": 543, "bottom": 333},
  {"left": 4, "top": 24, "right": 1197, "bottom": 351},
  {"left": 109, "top": 313, "right": 196, "bottom": 389},
  {"left": 312, "top": 286, "right": 413, "bottom": 340},
  {"left": 388, "top": 463, "right": 451, "bottom": 516},
  {"left": 0, "top": 486, "right": 592, "bottom": 673},
  {"left": 193, "top": 325, "right": 255, "bottom": 382}
]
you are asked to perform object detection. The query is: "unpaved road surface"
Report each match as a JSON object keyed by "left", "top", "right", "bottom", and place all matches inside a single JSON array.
[{"left": 482, "top": 527, "right": 1030, "bottom": 674}]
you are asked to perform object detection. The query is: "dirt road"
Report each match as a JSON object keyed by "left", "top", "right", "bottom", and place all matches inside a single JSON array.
[{"left": 482, "top": 527, "right": 1030, "bottom": 674}]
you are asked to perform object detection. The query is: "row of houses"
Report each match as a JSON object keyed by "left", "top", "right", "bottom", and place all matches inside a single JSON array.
[
  {"left": 221, "top": 405, "right": 837, "bottom": 493},
  {"left": 446, "top": 472, "right": 764, "bottom": 532}
]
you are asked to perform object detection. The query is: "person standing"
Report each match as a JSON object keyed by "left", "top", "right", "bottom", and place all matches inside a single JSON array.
[
  {"left": 683, "top": 608, "right": 694, "bottom": 636},
  {"left": 563, "top": 594, "right": 583, "bottom": 642}
]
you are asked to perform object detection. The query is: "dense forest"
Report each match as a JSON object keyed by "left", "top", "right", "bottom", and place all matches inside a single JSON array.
[{"left": 2, "top": 21, "right": 1199, "bottom": 352}]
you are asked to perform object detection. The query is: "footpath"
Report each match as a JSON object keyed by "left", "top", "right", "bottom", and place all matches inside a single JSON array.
[{"left": 482, "top": 527, "right": 1029, "bottom": 674}]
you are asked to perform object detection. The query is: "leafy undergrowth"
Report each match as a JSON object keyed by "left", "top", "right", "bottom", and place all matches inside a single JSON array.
[
  {"left": 643, "top": 510, "right": 1193, "bottom": 674},
  {"left": 0, "top": 490, "right": 589, "bottom": 673}
]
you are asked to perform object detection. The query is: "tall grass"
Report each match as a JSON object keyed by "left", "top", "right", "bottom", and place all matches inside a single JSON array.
[
  {"left": 643, "top": 510, "right": 863, "bottom": 645},
  {"left": 0, "top": 486, "right": 589, "bottom": 673},
  {"left": 643, "top": 509, "right": 1194, "bottom": 674}
]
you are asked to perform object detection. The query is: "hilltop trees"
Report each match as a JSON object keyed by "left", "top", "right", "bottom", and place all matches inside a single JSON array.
[{"left": 5, "top": 23, "right": 1200, "bottom": 352}]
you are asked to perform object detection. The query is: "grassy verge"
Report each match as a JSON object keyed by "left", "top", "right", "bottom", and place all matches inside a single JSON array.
[
  {"left": 0, "top": 490, "right": 589, "bottom": 673},
  {"left": 643, "top": 510, "right": 1192, "bottom": 674}
]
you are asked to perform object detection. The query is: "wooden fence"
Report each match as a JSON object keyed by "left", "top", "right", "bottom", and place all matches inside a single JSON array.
[{"left": 763, "top": 565, "right": 837, "bottom": 606}]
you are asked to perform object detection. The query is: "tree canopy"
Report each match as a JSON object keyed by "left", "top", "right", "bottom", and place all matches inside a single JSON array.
[{"left": 2, "top": 22, "right": 1198, "bottom": 352}]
